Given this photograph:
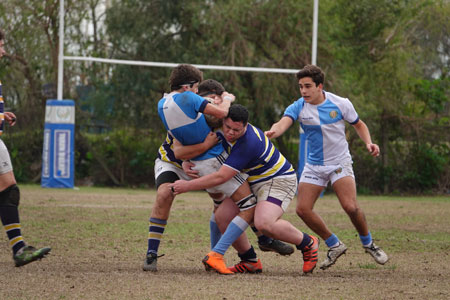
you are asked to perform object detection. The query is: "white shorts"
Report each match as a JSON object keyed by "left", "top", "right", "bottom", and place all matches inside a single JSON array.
[
  {"left": 300, "top": 160, "right": 354, "bottom": 187},
  {"left": 0, "top": 139, "right": 13, "bottom": 175},
  {"left": 251, "top": 174, "right": 297, "bottom": 212},
  {"left": 191, "top": 151, "right": 248, "bottom": 198},
  {"left": 154, "top": 158, "right": 191, "bottom": 181}
]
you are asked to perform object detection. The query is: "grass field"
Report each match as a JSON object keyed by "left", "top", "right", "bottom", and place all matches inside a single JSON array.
[{"left": 0, "top": 185, "right": 449, "bottom": 299}]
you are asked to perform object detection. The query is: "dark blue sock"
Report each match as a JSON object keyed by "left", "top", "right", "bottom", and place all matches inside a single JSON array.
[
  {"left": 251, "top": 226, "right": 272, "bottom": 245},
  {"left": 238, "top": 245, "right": 257, "bottom": 262},
  {"left": 296, "top": 233, "right": 312, "bottom": 251}
]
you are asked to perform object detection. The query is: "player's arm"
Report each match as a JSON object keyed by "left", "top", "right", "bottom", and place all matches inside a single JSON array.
[
  {"left": 203, "top": 92, "right": 235, "bottom": 119},
  {"left": 168, "top": 165, "right": 237, "bottom": 194},
  {"left": 265, "top": 116, "right": 293, "bottom": 139},
  {"left": 172, "top": 132, "right": 219, "bottom": 160},
  {"left": 352, "top": 119, "right": 380, "bottom": 157}
]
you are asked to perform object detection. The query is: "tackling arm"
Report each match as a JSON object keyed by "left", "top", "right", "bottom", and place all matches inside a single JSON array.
[
  {"left": 169, "top": 165, "right": 237, "bottom": 194},
  {"left": 172, "top": 132, "right": 219, "bottom": 160},
  {"left": 203, "top": 92, "right": 235, "bottom": 119}
]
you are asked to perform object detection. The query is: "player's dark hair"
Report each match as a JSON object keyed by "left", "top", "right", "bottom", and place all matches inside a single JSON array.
[
  {"left": 169, "top": 64, "right": 203, "bottom": 91},
  {"left": 0, "top": 29, "right": 4, "bottom": 41},
  {"left": 198, "top": 79, "right": 225, "bottom": 97},
  {"left": 227, "top": 104, "right": 248, "bottom": 125},
  {"left": 296, "top": 64, "right": 325, "bottom": 86}
]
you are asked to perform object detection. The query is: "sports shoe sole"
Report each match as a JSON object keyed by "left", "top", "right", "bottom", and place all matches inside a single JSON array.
[{"left": 320, "top": 247, "right": 347, "bottom": 270}]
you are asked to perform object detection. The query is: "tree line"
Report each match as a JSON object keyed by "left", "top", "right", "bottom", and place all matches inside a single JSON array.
[{"left": 0, "top": 0, "right": 448, "bottom": 193}]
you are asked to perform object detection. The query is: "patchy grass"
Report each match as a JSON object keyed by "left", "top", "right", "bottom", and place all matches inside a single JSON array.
[{"left": 0, "top": 185, "right": 449, "bottom": 299}]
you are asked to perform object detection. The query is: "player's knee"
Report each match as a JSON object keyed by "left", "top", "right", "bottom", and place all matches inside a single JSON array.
[
  {"left": 254, "top": 218, "right": 272, "bottom": 235},
  {"left": 342, "top": 204, "right": 359, "bottom": 217},
  {"left": 236, "top": 194, "right": 256, "bottom": 212},
  {"left": 296, "top": 205, "right": 311, "bottom": 219},
  {"left": 0, "top": 184, "right": 20, "bottom": 207}
]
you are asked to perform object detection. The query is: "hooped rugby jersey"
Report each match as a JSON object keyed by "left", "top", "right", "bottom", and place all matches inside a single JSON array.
[
  {"left": 216, "top": 124, "right": 295, "bottom": 185},
  {"left": 283, "top": 91, "right": 359, "bottom": 166},
  {"left": 158, "top": 91, "right": 223, "bottom": 161},
  {"left": 157, "top": 133, "right": 183, "bottom": 169}
]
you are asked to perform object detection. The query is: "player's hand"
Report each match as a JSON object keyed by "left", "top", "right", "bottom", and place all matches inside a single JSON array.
[
  {"left": 204, "top": 132, "right": 219, "bottom": 148},
  {"left": 4, "top": 112, "right": 17, "bottom": 126},
  {"left": 211, "top": 94, "right": 223, "bottom": 105},
  {"left": 221, "top": 92, "right": 235, "bottom": 103},
  {"left": 264, "top": 130, "right": 276, "bottom": 139},
  {"left": 182, "top": 161, "right": 199, "bottom": 178},
  {"left": 168, "top": 180, "right": 189, "bottom": 195},
  {"left": 366, "top": 143, "right": 380, "bottom": 157}
]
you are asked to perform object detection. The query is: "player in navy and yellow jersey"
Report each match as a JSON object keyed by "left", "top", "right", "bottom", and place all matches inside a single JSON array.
[
  {"left": 156, "top": 65, "right": 262, "bottom": 275},
  {"left": 0, "top": 28, "right": 51, "bottom": 267},
  {"left": 170, "top": 104, "right": 320, "bottom": 274},
  {"left": 145, "top": 76, "right": 292, "bottom": 273}
]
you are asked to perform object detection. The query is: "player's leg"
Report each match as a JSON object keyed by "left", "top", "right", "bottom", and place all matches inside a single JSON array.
[
  {"left": 333, "top": 176, "right": 368, "bottom": 235},
  {"left": 296, "top": 164, "right": 347, "bottom": 270},
  {"left": 143, "top": 159, "right": 184, "bottom": 271},
  {"left": 253, "top": 175, "right": 319, "bottom": 274},
  {"left": 208, "top": 192, "right": 225, "bottom": 250},
  {"left": 333, "top": 175, "right": 388, "bottom": 265},
  {"left": 203, "top": 182, "right": 256, "bottom": 275},
  {"left": 0, "top": 141, "right": 51, "bottom": 267},
  {"left": 214, "top": 198, "right": 262, "bottom": 273},
  {"left": 254, "top": 198, "right": 318, "bottom": 274},
  {"left": 296, "top": 183, "right": 329, "bottom": 239}
]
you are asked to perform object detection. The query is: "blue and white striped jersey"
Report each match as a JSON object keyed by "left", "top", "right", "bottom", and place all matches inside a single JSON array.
[
  {"left": 157, "top": 91, "right": 224, "bottom": 161},
  {"left": 284, "top": 91, "right": 359, "bottom": 166}
]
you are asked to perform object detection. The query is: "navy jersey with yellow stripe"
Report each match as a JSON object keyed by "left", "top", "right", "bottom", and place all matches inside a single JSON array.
[
  {"left": 157, "top": 133, "right": 183, "bottom": 169},
  {"left": 217, "top": 124, "right": 295, "bottom": 185}
]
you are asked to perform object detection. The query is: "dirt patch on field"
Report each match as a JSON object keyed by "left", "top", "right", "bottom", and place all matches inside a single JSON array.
[{"left": 0, "top": 186, "right": 449, "bottom": 299}]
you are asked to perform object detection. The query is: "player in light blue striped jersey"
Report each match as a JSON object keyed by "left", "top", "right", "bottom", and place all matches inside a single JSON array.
[{"left": 265, "top": 64, "right": 388, "bottom": 269}]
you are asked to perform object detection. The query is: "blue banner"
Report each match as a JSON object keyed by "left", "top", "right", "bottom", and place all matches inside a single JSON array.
[{"left": 41, "top": 100, "right": 75, "bottom": 188}]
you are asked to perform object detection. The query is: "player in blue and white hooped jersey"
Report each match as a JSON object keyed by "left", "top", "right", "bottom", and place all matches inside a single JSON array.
[
  {"left": 157, "top": 65, "right": 260, "bottom": 275},
  {"left": 170, "top": 104, "right": 321, "bottom": 274},
  {"left": 265, "top": 64, "right": 388, "bottom": 269}
]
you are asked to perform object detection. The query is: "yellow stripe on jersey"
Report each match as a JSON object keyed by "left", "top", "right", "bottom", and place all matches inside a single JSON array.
[
  {"left": 251, "top": 125, "right": 264, "bottom": 142},
  {"left": 158, "top": 144, "right": 182, "bottom": 168},
  {"left": 247, "top": 155, "right": 294, "bottom": 183},
  {"left": 158, "top": 144, "right": 168, "bottom": 159}
]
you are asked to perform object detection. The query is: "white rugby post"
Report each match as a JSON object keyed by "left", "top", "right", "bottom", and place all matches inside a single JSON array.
[
  {"left": 57, "top": 0, "right": 64, "bottom": 100},
  {"left": 312, "top": 0, "right": 319, "bottom": 65},
  {"left": 298, "top": 0, "right": 319, "bottom": 181},
  {"left": 42, "top": 0, "right": 75, "bottom": 189}
]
